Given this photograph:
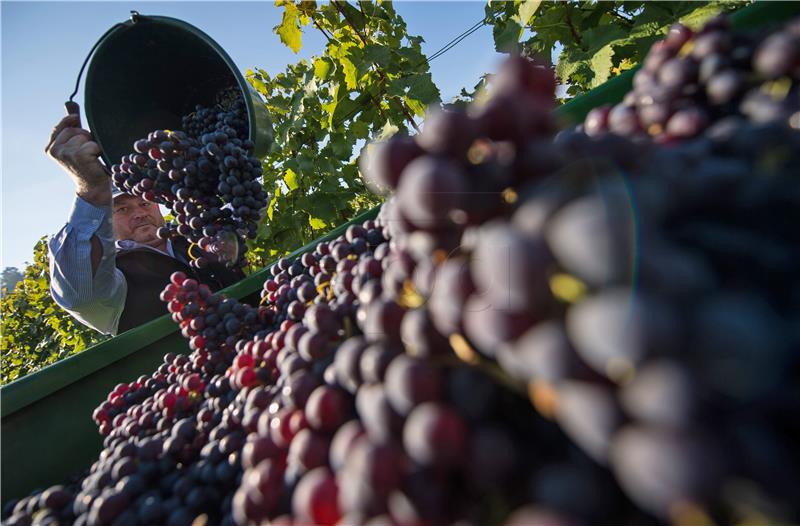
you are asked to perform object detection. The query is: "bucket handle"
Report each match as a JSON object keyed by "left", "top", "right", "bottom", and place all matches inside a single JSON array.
[{"left": 65, "top": 11, "right": 143, "bottom": 116}]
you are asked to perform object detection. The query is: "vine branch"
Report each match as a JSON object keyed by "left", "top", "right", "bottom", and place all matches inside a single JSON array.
[
  {"left": 332, "top": 1, "right": 369, "bottom": 46},
  {"left": 311, "top": 15, "right": 335, "bottom": 44},
  {"left": 565, "top": 6, "right": 584, "bottom": 49},
  {"left": 331, "top": 0, "right": 421, "bottom": 133}
]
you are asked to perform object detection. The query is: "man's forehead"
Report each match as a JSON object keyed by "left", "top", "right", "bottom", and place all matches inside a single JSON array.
[{"left": 113, "top": 194, "right": 144, "bottom": 207}]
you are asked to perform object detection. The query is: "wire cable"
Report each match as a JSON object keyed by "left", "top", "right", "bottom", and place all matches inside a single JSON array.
[
  {"left": 331, "top": 13, "right": 497, "bottom": 128},
  {"left": 425, "top": 18, "right": 489, "bottom": 63}
]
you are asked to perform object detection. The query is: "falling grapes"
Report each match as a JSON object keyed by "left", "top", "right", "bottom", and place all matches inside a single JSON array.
[{"left": 110, "top": 87, "right": 267, "bottom": 271}]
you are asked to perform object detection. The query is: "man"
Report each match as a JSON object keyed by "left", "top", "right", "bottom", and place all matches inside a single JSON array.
[{"left": 46, "top": 114, "right": 243, "bottom": 335}]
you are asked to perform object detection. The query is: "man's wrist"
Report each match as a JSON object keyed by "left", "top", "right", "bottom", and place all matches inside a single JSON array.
[
  {"left": 76, "top": 181, "right": 112, "bottom": 208},
  {"left": 68, "top": 191, "right": 113, "bottom": 241}
]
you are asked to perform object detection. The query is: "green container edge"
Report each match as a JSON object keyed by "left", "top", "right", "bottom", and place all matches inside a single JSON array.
[{"left": 2, "top": 0, "right": 797, "bottom": 502}]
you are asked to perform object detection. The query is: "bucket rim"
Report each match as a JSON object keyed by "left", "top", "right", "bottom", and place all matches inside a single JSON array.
[{"left": 84, "top": 13, "right": 268, "bottom": 168}]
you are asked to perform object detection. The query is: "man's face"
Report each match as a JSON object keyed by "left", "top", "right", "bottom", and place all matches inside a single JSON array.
[{"left": 112, "top": 195, "right": 165, "bottom": 247}]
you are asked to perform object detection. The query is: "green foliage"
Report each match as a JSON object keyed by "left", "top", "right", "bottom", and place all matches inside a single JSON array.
[
  {"left": 244, "top": 1, "right": 441, "bottom": 264},
  {"left": 485, "top": 0, "right": 751, "bottom": 98},
  {"left": 1, "top": 238, "right": 108, "bottom": 384}
]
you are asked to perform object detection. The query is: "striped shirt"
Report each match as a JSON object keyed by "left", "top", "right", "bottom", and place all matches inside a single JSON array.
[{"left": 48, "top": 196, "right": 178, "bottom": 335}]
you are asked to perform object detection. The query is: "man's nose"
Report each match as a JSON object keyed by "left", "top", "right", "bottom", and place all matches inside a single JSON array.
[{"left": 131, "top": 209, "right": 148, "bottom": 221}]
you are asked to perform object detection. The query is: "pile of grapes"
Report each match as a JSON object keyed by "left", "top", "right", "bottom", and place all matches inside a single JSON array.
[
  {"left": 110, "top": 87, "right": 267, "bottom": 269},
  {"left": 584, "top": 15, "right": 800, "bottom": 141},
  {"left": 4, "top": 13, "right": 800, "bottom": 526}
]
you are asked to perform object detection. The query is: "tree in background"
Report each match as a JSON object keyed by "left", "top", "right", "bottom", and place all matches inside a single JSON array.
[
  {"left": 1, "top": 238, "right": 107, "bottom": 384},
  {"left": 1, "top": 267, "right": 24, "bottom": 297}
]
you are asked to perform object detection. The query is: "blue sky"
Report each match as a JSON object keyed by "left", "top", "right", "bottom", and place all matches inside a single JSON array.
[{"left": 1, "top": 1, "right": 504, "bottom": 271}]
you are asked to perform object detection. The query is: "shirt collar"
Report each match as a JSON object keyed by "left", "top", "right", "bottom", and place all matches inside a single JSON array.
[{"left": 115, "top": 238, "right": 175, "bottom": 258}]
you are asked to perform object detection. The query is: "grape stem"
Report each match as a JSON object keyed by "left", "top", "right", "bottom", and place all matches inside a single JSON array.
[{"left": 311, "top": 17, "right": 335, "bottom": 44}]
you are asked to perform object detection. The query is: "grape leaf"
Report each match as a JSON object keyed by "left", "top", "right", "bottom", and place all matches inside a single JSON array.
[
  {"left": 555, "top": 49, "right": 583, "bottom": 83},
  {"left": 267, "top": 185, "right": 282, "bottom": 221},
  {"left": 493, "top": 19, "right": 523, "bottom": 53},
  {"left": 514, "top": 0, "right": 542, "bottom": 26},
  {"left": 275, "top": 2, "right": 304, "bottom": 54},
  {"left": 307, "top": 194, "right": 339, "bottom": 224},
  {"left": 313, "top": 57, "right": 332, "bottom": 81},
  {"left": 404, "top": 95, "right": 427, "bottom": 117},
  {"left": 321, "top": 82, "right": 341, "bottom": 129},
  {"left": 590, "top": 44, "right": 615, "bottom": 88},
  {"left": 350, "top": 120, "right": 370, "bottom": 139},
  {"left": 393, "top": 47, "right": 427, "bottom": 71},
  {"left": 298, "top": 0, "right": 317, "bottom": 15},
  {"left": 247, "top": 76, "right": 268, "bottom": 96},
  {"left": 339, "top": 56, "right": 359, "bottom": 90},
  {"left": 580, "top": 25, "right": 630, "bottom": 53},
  {"left": 332, "top": 95, "right": 363, "bottom": 129},
  {"left": 679, "top": 2, "right": 729, "bottom": 29},
  {"left": 330, "top": 42, "right": 360, "bottom": 89},
  {"left": 308, "top": 216, "right": 327, "bottom": 229},
  {"left": 363, "top": 43, "right": 392, "bottom": 69},
  {"left": 329, "top": 134, "right": 352, "bottom": 158},
  {"left": 388, "top": 72, "right": 439, "bottom": 105},
  {"left": 284, "top": 168, "right": 300, "bottom": 192},
  {"left": 297, "top": 154, "right": 315, "bottom": 173}
]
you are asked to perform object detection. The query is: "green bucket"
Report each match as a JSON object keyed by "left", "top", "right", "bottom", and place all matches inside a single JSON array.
[{"left": 83, "top": 12, "right": 273, "bottom": 168}]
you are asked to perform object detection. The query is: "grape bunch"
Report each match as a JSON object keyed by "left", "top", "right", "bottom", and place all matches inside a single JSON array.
[
  {"left": 583, "top": 15, "right": 800, "bottom": 142},
  {"left": 110, "top": 88, "right": 267, "bottom": 270},
  {"left": 89, "top": 273, "right": 267, "bottom": 441},
  {"left": 182, "top": 87, "right": 250, "bottom": 142}
]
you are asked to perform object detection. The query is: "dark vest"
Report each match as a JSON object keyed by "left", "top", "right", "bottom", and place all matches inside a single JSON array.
[{"left": 115, "top": 237, "right": 244, "bottom": 333}]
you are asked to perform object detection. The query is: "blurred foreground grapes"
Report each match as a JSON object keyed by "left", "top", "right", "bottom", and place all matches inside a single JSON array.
[{"left": 4, "top": 14, "right": 800, "bottom": 526}]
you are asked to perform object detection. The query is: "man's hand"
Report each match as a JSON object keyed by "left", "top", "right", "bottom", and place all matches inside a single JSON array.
[{"left": 45, "top": 114, "right": 111, "bottom": 207}]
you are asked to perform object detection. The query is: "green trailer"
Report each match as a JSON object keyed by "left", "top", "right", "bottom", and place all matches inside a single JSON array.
[{"left": 2, "top": 0, "right": 797, "bottom": 504}]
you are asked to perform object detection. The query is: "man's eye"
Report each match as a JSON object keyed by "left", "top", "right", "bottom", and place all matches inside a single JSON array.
[{"left": 117, "top": 207, "right": 127, "bottom": 213}]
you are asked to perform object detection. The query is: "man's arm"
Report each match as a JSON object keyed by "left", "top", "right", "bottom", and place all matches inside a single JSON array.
[
  {"left": 48, "top": 196, "right": 127, "bottom": 335},
  {"left": 45, "top": 114, "right": 125, "bottom": 334},
  {"left": 45, "top": 114, "right": 111, "bottom": 275}
]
